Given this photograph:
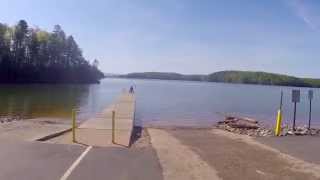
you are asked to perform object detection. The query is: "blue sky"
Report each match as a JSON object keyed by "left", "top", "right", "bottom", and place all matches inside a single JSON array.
[{"left": 1, "top": 0, "right": 320, "bottom": 77}]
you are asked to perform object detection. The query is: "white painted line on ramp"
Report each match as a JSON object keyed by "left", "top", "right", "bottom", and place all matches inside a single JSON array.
[{"left": 60, "top": 146, "right": 92, "bottom": 180}]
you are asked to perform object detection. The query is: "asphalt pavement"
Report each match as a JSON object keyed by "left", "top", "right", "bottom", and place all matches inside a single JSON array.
[
  {"left": 0, "top": 138, "right": 162, "bottom": 180},
  {"left": 166, "top": 128, "right": 317, "bottom": 180},
  {"left": 0, "top": 138, "right": 85, "bottom": 180},
  {"left": 256, "top": 136, "right": 320, "bottom": 164},
  {"left": 68, "top": 147, "right": 162, "bottom": 180},
  {"left": 2, "top": 128, "right": 320, "bottom": 180}
]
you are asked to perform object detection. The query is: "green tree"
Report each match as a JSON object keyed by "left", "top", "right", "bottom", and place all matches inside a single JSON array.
[
  {"left": 0, "top": 23, "right": 9, "bottom": 60},
  {"left": 0, "top": 19, "right": 104, "bottom": 83},
  {"left": 13, "top": 20, "right": 28, "bottom": 64},
  {"left": 27, "top": 29, "right": 40, "bottom": 66},
  {"left": 65, "top": 35, "right": 81, "bottom": 67},
  {"left": 93, "top": 59, "right": 99, "bottom": 68}
]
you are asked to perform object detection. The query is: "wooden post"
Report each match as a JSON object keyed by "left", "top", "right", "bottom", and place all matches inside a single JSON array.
[
  {"left": 72, "top": 109, "right": 76, "bottom": 143},
  {"left": 112, "top": 110, "right": 116, "bottom": 144}
]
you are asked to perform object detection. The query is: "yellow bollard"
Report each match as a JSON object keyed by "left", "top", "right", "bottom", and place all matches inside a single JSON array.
[
  {"left": 112, "top": 111, "right": 116, "bottom": 144},
  {"left": 72, "top": 109, "right": 76, "bottom": 143},
  {"left": 275, "top": 109, "right": 282, "bottom": 136}
]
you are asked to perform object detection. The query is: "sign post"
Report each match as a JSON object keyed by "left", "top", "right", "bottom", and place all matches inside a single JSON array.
[
  {"left": 308, "top": 90, "right": 313, "bottom": 130},
  {"left": 292, "top": 90, "right": 300, "bottom": 130}
]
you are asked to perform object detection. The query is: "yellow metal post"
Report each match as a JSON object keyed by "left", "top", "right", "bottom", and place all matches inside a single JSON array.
[
  {"left": 275, "top": 109, "right": 282, "bottom": 136},
  {"left": 275, "top": 91, "right": 283, "bottom": 136},
  {"left": 72, "top": 109, "right": 76, "bottom": 143},
  {"left": 112, "top": 110, "right": 116, "bottom": 144}
]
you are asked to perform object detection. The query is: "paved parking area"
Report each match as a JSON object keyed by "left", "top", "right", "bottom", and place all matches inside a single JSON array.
[
  {"left": 164, "top": 128, "right": 319, "bottom": 180},
  {"left": 256, "top": 136, "right": 320, "bottom": 164},
  {"left": 3, "top": 128, "right": 320, "bottom": 180},
  {"left": 0, "top": 138, "right": 162, "bottom": 180},
  {"left": 68, "top": 147, "right": 162, "bottom": 180},
  {"left": 0, "top": 138, "right": 85, "bottom": 180}
]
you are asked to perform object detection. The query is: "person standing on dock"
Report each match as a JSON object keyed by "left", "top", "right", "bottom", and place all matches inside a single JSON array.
[{"left": 129, "top": 86, "right": 134, "bottom": 94}]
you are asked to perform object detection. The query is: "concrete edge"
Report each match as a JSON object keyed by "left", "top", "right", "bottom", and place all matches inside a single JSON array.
[{"left": 35, "top": 128, "right": 72, "bottom": 141}]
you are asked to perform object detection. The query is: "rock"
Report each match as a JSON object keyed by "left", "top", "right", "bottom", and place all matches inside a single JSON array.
[
  {"left": 281, "top": 127, "right": 289, "bottom": 136},
  {"left": 258, "top": 129, "right": 272, "bottom": 137},
  {"left": 287, "top": 130, "right": 294, "bottom": 135},
  {"left": 221, "top": 116, "right": 259, "bottom": 129},
  {"left": 0, "top": 116, "right": 23, "bottom": 124},
  {"left": 217, "top": 118, "right": 320, "bottom": 137},
  {"left": 281, "top": 126, "right": 320, "bottom": 136},
  {"left": 294, "top": 131, "right": 305, "bottom": 136},
  {"left": 224, "top": 116, "right": 258, "bottom": 124},
  {"left": 216, "top": 116, "right": 272, "bottom": 137},
  {"left": 227, "top": 121, "right": 259, "bottom": 129}
]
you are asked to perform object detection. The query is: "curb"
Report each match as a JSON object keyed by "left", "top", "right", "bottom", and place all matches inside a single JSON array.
[{"left": 36, "top": 128, "right": 72, "bottom": 141}]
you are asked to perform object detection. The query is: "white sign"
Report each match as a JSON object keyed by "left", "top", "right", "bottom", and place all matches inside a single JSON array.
[
  {"left": 292, "top": 90, "right": 300, "bottom": 103},
  {"left": 308, "top": 90, "right": 314, "bottom": 100}
]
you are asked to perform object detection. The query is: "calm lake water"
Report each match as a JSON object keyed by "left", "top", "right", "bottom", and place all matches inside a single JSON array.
[{"left": 0, "top": 78, "right": 319, "bottom": 127}]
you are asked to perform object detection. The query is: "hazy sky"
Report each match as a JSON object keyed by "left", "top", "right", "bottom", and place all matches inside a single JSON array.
[{"left": 1, "top": 0, "right": 320, "bottom": 77}]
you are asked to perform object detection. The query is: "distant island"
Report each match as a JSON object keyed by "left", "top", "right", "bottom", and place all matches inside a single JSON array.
[
  {"left": 117, "top": 71, "right": 320, "bottom": 88},
  {"left": 0, "top": 20, "right": 104, "bottom": 83}
]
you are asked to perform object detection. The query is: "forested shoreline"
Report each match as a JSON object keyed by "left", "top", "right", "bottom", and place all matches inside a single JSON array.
[
  {"left": 120, "top": 71, "right": 320, "bottom": 88},
  {"left": 0, "top": 20, "right": 104, "bottom": 83}
]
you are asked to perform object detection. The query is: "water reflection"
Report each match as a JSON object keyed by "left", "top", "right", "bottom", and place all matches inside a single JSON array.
[
  {"left": 0, "top": 79, "right": 319, "bottom": 128},
  {"left": 0, "top": 84, "right": 90, "bottom": 119}
]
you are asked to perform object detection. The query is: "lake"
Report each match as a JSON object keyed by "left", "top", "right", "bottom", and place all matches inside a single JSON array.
[{"left": 0, "top": 78, "right": 319, "bottom": 128}]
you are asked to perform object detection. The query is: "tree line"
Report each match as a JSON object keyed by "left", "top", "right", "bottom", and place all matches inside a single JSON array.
[
  {"left": 207, "top": 71, "right": 320, "bottom": 87},
  {"left": 0, "top": 20, "right": 104, "bottom": 83},
  {"left": 120, "top": 71, "right": 320, "bottom": 88}
]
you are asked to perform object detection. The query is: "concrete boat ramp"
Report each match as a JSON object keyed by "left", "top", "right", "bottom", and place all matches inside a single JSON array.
[
  {"left": 50, "top": 92, "right": 135, "bottom": 147},
  {"left": 0, "top": 92, "right": 163, "bottom": 180}
]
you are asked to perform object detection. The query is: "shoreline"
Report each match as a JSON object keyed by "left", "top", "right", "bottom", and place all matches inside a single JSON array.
[{"left": 2, "top": 114, "right": 320, "bottom": 143}]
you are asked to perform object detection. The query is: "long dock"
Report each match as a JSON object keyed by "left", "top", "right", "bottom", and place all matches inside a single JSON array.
[{"left": 51, "top": 92, "right": 135, "bottom": 147}]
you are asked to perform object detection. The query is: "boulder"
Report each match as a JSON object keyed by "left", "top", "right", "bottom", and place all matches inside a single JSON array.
[{"left": 220, "top": 116, "right": 259, "bottom": 129}]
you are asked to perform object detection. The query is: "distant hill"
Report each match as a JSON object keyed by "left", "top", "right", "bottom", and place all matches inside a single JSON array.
[
  {"left": 208, "top": 71, "right": 320, "bottom": 87},
  {"left": 121, "top": 72, "right": 207, "bottom": 81},
  {"left": 118, "top": 71, "right": 320, "bottom": 88},
  {"left": 104, "top": 73, "right": 121, "bottom": 78}
]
